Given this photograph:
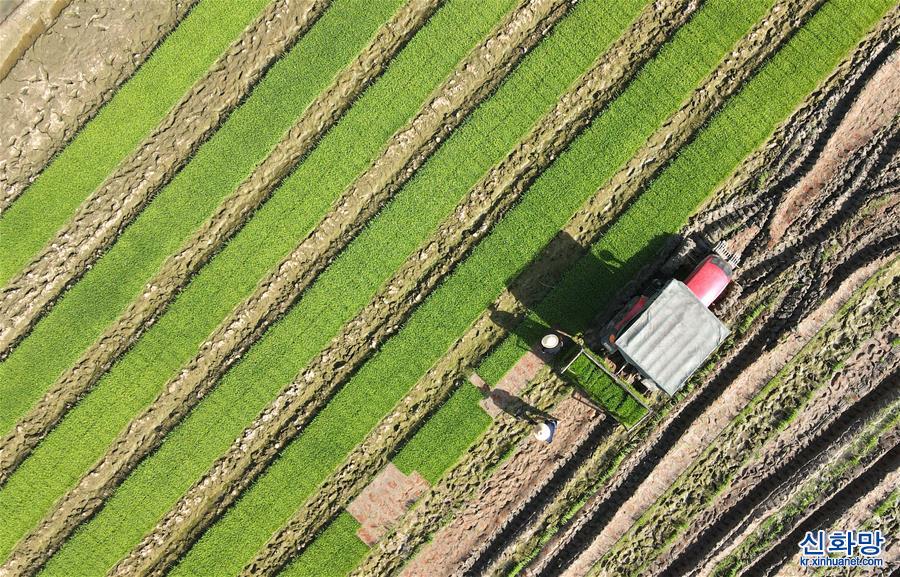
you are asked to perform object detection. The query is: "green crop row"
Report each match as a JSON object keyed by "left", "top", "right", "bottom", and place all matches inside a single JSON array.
[
  {"left": 0, "top": 0, "right": 401, "bottom": 436},
  {"left": 165, "top": 2, "right": 647, "bottom": 574},
  {"left": 0, "top": 0, "right": 271, "bottom": 284},
  {"left": 274, "top": 0, "right": 793, "bottom": 572},
  {"left": 319, "top": 0, "right": 893, "bottom": 571},
  {"left": 564, "top": 353, "right": 647, "bottom": 427},
  {"left": 23, "top": 1, "right": 519, "bottom": 575}
]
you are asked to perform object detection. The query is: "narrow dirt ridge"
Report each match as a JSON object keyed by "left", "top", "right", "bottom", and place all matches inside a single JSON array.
[
  {"left": 109, "top": 0, "right": 704, "bottom": 572},
  {"left": 548, "top": 120, "right": 899, "bottom": 577},
  {"left": 591, "top": 260, "right": 899, "bottom": 577},
  {"left": 749, "top": 443, "right": 900, "bottom": 577},
  {"left": 650, "top": 355, "right": 900, "bottom": 576},
  {"left": 0, "top": 0, "right": 572, "bottom": 574},
  {"left": 0, "top": 0, "right": 332, "bottom": 357},
  {"left": 690, "top": 325, "right": 899, "bottom": 577},
  {"left": 0, "top": 0, "right": 443, "bottom": 490},
  {"left": 403, "top": 399, "right": 603, "bottom": 577},
  {"left": 0, "top": 0, "right": 197, "bottom": 211},
  {"left": 235, "top": 1, "right": 705, "bottom": 573},
  {"left": 524, "top": 22, "right": 899, "bottom": 574}
]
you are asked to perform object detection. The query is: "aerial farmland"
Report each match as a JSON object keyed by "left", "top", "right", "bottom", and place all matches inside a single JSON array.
[{"left": 0, "top": 0, "right": 896, "bottom": 576}]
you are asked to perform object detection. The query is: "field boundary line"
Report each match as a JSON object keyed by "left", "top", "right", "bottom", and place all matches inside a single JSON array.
[
  {"left": 0, "top": 0, "right": 72, "bottom": 83},
  {"left": 0, "top": 1, "right": 572, "bottom": 574},
  {"left": 0, "top": 0, "right": 332, "bottom": 357},
  {"left": 0, "top": 0, "right": 198, "bottom": 212},
  {"left": 0, "top": 0, "right": 443, "bottom": 490},
  {"left": 108, "top": 0, "right": 586, "bottom": 574}
]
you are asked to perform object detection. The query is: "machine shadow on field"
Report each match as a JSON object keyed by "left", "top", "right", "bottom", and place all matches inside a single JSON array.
[{"left": 490, "top": 230, "right": 681, "bottom": 355}]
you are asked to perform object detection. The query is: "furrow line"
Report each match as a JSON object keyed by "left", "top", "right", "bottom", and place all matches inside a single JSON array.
[
  {"left": 0, "top": 1, "right": 574, "bottom": 575},
  {"left": 691, "top": 11, "right": 898, "bottom": 249},
  {"left": 0, "top": 0, "right": 443, "bottom": 489},
  {"left": 589, "top": 259, "right": 900, "bottom": 577},
  {"left": 479, "top": 415, "right": 638, "bottom": 576},
  {"left": 754, "top": 443, "right": 900, "bottom": 577},
  {"left": 651, "top": 342, "right": 900, "bottom": 576},
  {"left": 693, "top": 323, "right": 900, "bottom": 577},
  {"left": 110, "top": 0, "right": 689, "bottom": 572},
  {"left": 0, "top": 0, "right": 332, "bottom": 356},
  {"left": 0, "top": 0, "right": 197, "bottom": 211},
  {"left": 233, "top": 0, "right": 719, "bottom": 573}
]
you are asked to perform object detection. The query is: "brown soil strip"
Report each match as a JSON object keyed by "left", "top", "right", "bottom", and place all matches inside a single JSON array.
[
  {"left": 0, "top": 0, "right": 195, "bottom": 211},
  {"left": 766, "top": 50, "right": 900, "bottom": 247},
  {"left": 400, "top": 398, "right": 601, "bottom": 577},
  {"left": 0, "top": 0, "right": 70, "bottom": 80},
  {"left": 0, "top": 0, "right": 331, "bottom": 356},
  {"left": 0, "top": 0, "right": 441, "bottom": 489},
  {"left": 590, "top": 259, "right": 900, "bottom": 577},
  {"left": 61, "top": 2, "right": 578, "bottom": 576},
  {"left": 109, "top": 0, "right": 695, "bottom": 571},
  {"left": 237, "top": 2, "right": 703, "bottom": 574},
  {"left": 772, "top": 478, "right": 899, "bottom": 576},
  {"left": 649, "top": 324, "right": 900, "bottom": 577},
  {"left": 348, "top": 463, "right": 431, "bottom": 546},
  {"left": 694, "top": 325, "right": 899, "bottom": 577}
]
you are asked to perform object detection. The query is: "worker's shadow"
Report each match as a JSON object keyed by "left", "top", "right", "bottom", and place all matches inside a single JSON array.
[
  {"left": 488, "top": 230, "right": 680, "bottom": 352},
  {"left": 473, "top": 379, "right": 552, "bottom": 424}
]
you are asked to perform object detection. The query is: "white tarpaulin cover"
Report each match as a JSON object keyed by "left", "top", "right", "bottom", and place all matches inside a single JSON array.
[{"left": 616, "top": 280, "right": 729, "bottom": 396}]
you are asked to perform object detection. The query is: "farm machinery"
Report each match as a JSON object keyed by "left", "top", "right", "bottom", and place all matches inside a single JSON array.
[{"left": 549, "top": 244, "right": 736, "bottom": 428}]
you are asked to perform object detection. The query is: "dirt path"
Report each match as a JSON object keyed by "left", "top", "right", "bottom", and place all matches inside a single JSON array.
[
  {"left": 767, "top": 50, "right": 899, "bottom": 246},
  {"left": 0, "top": 0, "right": 331, "bottom": 357},
  {"left": 401, "top": 398, "right": 600, "bottom": 577},
  {"left": 0, "top": 0, "right": 194, "bottom": 210},
  {"left": 0, "top": 0, "right": 441, "bottom": 489}
]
